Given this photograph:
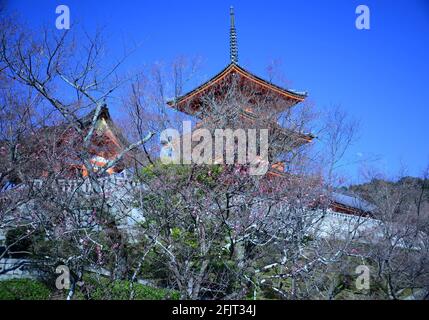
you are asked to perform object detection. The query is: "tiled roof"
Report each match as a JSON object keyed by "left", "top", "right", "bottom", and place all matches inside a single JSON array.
[{"left": 331, "top": 191, "right": 377, "bottom": 213}]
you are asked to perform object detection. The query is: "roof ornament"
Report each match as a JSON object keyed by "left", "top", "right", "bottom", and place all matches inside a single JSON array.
[{"left": 230, "top": 6, "right": 238, "bottom": 65}]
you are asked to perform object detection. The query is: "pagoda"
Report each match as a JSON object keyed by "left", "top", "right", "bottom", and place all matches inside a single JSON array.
[
  {"left": 167, "top": 7, "right": 314, "bottom": 175},
  {"left": 0, "top": 106, "right": 132, "bottom": 185}
]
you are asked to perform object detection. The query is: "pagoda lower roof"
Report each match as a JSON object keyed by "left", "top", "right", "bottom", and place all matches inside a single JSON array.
[{"left": 167, "top": 63, "right": 307, "bottom": 115}]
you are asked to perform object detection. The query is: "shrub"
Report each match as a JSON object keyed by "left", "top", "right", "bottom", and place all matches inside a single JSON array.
[
  {"left": 79, "top": 275, "right": 179, "bottom": 300},
  {"left": 5, "top": 227, "right": 45, "bottom": 258},
  {"left": 5, "top": 227, "right": 33, "bottom": 254},
  {"left": 0, "top": 278, "right": 51, "bottom": 300}
]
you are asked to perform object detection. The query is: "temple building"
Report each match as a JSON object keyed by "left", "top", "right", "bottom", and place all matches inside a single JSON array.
[
  {"left": 0, "top": 105, "right": 131, "bottom": 186},
  {"left": 0, "top": 7, "right": 375, "bottom": 218},
  {"left": 166, "top": 7, "right": 374, "bottom": 217},
  {"left": 167, "top": 7, "right": 314, "bottom": 176}
]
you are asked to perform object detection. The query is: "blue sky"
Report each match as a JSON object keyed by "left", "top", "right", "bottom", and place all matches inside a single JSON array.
[{"left": 5, "top": 0, "right": 429, "bottom": 182}]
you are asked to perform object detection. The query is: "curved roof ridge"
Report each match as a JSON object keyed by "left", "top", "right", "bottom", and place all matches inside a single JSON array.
[{"left": 167, "top": 63, "right": 307, "bottom": 109}]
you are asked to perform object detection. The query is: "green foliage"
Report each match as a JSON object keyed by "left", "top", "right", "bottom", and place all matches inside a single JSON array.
[
  {"left": 170, "top": 227, "right": 198, "bottom": 249},
  {"left": 195, "top": 164, "right": 223, "bottom": 186},
  {"left": 170, "top": 227, "right": 182, "bottom": 240},
  {"left": 139, "top": 249, "right": 171, "bottom": 285},
  {"left": 5, "top": 227, "right": 46, "bottom": 257},
  {"left": 0, "top": 278, "right": 51, "bottom": 300},
  {"left": 5, "top": 227, "right": 33, "bottom": 253},
  {"left": 140, "top": 162, "right": 223, "bottom": 186},
  {"left": 140, "top": 163, "right": 157, "bottom": 180},
  {"left": 79, "top": 275, "right": 179, "bottom": 300},
  {"left": 140, "top": 162, "right": 192, "bottom": 182}
]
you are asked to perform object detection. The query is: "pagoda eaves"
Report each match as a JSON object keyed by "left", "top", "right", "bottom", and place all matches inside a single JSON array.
[{"left": 167, "top": 63, "right": 307, "bottom": 116}]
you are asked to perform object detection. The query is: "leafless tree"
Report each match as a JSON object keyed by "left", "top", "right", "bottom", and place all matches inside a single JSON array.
[
  {"left": 348, "top": 166, "right": 429, "bottom": 299},
  {"left": 122, "top": 72, "right": 371, "bottom": 300},
  {"left": 2, "top": 13, "right": 425, "bottom": 301},
  {"left": 0, "top": 17, "right": 154, "bottom": 297}
]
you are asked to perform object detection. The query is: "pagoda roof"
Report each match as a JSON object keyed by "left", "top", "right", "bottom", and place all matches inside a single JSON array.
[
  {"left": 77, "top": 105, "right": 131, "bottom": 149},
  {"left": 167, "top": 63, "right": 307, "bottom": 114},
  {"left": 331, "top": 191, "right": 377, "bottom": 215}
]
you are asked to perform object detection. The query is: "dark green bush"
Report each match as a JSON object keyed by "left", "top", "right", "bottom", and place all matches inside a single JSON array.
[
  {"left": 0, "top": 278, "right": 51, "bottom": 300},
  {"left": 5, "top": 227, "right": 45, "bottom": 258},
  {"left": 79, "top": 275, "right": 179, "bottom": 300},
  {"left": 5, "top": 227, "right": 33, "bottom": 254}
]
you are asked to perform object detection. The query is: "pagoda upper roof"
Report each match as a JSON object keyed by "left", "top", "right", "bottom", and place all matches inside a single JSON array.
[
  {"left": 167, "top": 63, "right": 307, "bottom": 115},
  {"left": 79, "top": 106, "right": 132, "bottom": 151}
]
